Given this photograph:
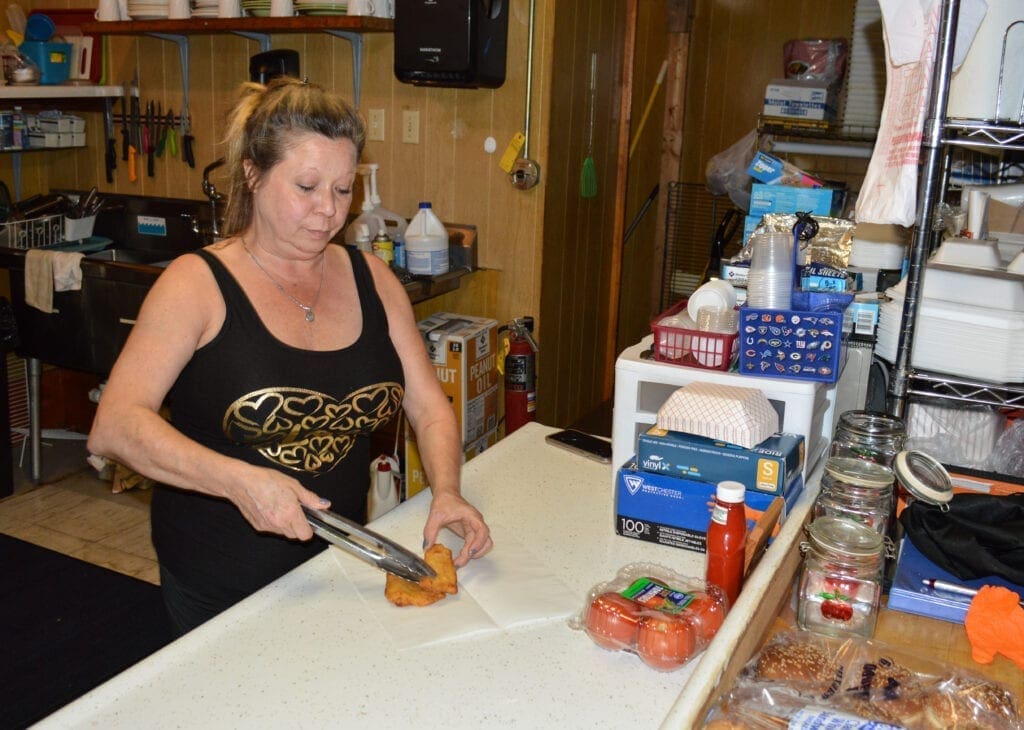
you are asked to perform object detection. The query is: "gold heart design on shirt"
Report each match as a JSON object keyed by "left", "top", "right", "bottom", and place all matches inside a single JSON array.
[{"left": 223, "top": 383, "right": 404, "bottom": 474}]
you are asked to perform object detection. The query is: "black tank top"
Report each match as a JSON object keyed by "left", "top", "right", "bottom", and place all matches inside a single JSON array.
[{"left": 151, "top": 245, "right": 405, "bottom": 607}]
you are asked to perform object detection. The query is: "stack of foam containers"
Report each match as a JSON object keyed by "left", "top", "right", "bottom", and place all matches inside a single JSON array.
[{"left": 612, "top": 335, "right": 841, "bottom": 490}]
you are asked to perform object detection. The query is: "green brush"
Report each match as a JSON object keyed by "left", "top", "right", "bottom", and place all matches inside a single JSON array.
[{"left": 580, "top": 52, "right": 598, "bottom": 199}]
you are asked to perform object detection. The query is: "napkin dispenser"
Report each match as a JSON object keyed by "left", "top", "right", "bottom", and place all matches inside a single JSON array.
[{"left": 394, "top": 0, "right": 508, "bottom": 88}]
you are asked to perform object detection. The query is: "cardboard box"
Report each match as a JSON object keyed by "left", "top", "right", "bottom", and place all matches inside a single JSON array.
[
  {"left": 763, "top": 79, "right": 837, "bottom": 121},
  {"left": 615, "top": 462, "right": 803, "bottom": 553},
  {"left": 637, "top": 427, "right": 804, "bottom": 496},
  {"left": 404, "top": 425, "right": 498, "bottom": 499},
  {"left": 403, "top": 312, "right": 500, "bottom": 499},
  {"left": 750, "top": 183, "right": 836, "bottom": 217},
  {"left": 419, "top": 312, "right": 500, "bottom": 444}
]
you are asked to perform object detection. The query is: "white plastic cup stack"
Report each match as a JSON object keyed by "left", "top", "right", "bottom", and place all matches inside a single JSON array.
[
  {"left": 747, "top": 231, "right": 794, "bottom": 310},
  {"left": 218, "top": 0, "right": 241, "bottom": 16},
  {"left": 694, "top": 306, "right": 739, "bottom": 367}
]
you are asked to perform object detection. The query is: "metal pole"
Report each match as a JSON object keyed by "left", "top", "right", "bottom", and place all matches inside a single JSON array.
[
  {"left": 889, "top": 0, "right": 959, "bottom": 418},
  {"left": 27, "top": 356, "right": 40, "bottom": 483}
]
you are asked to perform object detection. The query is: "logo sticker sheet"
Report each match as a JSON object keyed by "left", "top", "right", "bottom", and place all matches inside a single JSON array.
[{"left": 738, "top": 307, "right": 843, "bottom": 383}]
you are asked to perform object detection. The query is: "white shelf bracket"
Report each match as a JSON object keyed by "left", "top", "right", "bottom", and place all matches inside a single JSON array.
[
  {"left": 325, "top": 30, "right": 363, "bottom": 109},
  {"left": 234, "top": 31, "right": 272, "bottom": 53}
]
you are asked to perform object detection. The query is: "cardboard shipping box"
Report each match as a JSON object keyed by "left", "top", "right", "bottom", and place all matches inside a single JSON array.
[{"left": 404, "top": 312, "right": 500, "bottom": 498}]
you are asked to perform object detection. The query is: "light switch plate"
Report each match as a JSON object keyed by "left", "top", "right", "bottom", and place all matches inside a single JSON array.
[
  {"left": 368, "top": 108, "right": 385, "bottom": 141},
  {"left": 401, "top": 109, "right": 420, "bottom": 144}
]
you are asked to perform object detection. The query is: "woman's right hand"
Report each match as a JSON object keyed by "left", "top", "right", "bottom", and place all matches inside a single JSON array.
[{"left": 230, "top": 467, "right": 330, "bottom": 540}]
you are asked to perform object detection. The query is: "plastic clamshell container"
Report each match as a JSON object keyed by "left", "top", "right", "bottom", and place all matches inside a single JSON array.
[
  {"left": 921, "top": 262, "right": 1024, "bottom": 311},
  {"left": 930, "top": 237, "right": 1003, "bottom": 269}
]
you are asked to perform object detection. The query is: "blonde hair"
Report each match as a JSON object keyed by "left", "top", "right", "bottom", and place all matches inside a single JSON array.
[{"left": 221, "top": 77, "right": 365, "bottom": 235}]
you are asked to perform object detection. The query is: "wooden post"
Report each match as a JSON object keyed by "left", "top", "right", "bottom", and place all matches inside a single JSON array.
[{"left": 649, "top": 0, "right": 693, "bottom": 315}]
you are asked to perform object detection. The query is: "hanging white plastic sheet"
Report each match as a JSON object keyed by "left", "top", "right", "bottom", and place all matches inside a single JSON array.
[{"left": 856, "top": 0, "right": 986, "bottom": 226}]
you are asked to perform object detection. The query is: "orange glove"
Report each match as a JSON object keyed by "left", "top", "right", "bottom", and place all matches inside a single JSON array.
[{"left": 964, "top": 585, "right": 1024, "bottom": 670}]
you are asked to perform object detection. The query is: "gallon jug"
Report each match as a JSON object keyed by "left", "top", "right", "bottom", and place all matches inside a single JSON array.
[
  {"left": 364, "top": 163, "right": 408, "bottom": 247},
  {"left": 405, "top": 202, "right": 448, "bottom": 276}
]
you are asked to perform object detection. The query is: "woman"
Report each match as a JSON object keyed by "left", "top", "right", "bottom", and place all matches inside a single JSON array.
[{"left": 87, "top": 78, "right": 492, "bottom": 635}]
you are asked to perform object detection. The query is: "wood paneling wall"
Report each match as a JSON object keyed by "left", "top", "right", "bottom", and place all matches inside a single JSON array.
[{"left": 535, "top": 0, "right": 625, "bottom": 427}]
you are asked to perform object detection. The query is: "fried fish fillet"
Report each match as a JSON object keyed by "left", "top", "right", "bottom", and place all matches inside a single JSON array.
[
  {"left": 384, "top": 573, "right": 446, "bottom": 607},
  {"left": 383, "top": 544, "right": 459, "bottom": 607},
  {"left": 419, "top": 543, "right": 458, "bottom": 595}
]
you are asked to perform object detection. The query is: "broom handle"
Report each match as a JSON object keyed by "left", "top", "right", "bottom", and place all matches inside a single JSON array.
[
  {"left": 628, "top": 59, "right": 668, "bottom": 159},
  {"left": 585, "top": 52, "right": 597, "bottom": 152}
]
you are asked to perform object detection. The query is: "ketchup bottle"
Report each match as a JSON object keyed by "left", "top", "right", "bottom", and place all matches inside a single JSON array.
[{"left": 705, "top": 480, "right": 747, "bottom": 607}]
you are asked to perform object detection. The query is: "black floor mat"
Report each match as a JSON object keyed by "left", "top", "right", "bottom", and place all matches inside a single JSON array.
[{"left": 0, "top": 533, "right": 174, "bottom": 729}]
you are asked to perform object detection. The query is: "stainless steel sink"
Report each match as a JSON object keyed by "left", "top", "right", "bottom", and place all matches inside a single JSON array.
[{"left": 85, "top": 248, "right": 175, "bottom": 267}]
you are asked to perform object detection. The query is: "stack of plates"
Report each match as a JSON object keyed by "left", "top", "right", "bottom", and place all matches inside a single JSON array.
[
  {"left": 192, "top": 0, "right": 219, "bottom": 17},
  {"left": 128, "top": 0, "right": 169, "bottom": 17},
  {"left": 876, "top": 278, "right": 1024, "bottom": 383},
  {"left": 296, "top": 0, "right": 346, "bottom": 14},
  {"left": 241, "top": 0, "right": 271, "bottom": 15},
  {"left": 840, "top": 0, "right": 885, "bottom": 134}
]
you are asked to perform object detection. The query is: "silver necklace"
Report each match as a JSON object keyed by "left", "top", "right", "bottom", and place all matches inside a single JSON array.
[{"left": 244, "top": 242, "right": 326, "bottom": 323}]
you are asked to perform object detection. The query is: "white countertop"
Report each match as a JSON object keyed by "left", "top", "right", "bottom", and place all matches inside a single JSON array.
[{"left": 39, "top": 422, "right": 820, "bottom": 729}]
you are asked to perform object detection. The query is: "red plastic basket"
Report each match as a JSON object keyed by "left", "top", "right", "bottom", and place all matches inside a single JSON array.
[{"left": 650, "top": 299, "right": 739, "bottom": 371}]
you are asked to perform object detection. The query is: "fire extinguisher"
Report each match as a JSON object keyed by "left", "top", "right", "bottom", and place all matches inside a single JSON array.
[{"left": 501, "top": 316, "right": 539, "bottom": 435}]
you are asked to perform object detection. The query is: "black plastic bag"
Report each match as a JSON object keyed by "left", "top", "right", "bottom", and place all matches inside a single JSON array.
[{"left": 900, "top": 492, "right": 1024, "bottom": 585}]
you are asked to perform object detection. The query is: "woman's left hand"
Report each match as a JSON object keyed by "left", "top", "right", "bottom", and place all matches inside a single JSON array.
[{"left": 423, "top": 491, "right": 493, "bottom": 567}]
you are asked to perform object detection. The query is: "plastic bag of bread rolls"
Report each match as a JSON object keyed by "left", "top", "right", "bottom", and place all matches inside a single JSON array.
[
  {"left": 568, "top": 562, "right": 729, "bottom": 672},
  {"left": 703, "top": 630, "right": 1022, "bottom": 729}
]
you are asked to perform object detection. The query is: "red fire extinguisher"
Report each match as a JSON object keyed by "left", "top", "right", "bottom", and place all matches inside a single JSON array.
[{"left": 502, "top": 316, "right": 539, "bottom": 435}]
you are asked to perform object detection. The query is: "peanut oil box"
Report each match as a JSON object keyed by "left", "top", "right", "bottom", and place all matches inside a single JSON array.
[{"left": 404, "top": 312, "right": 500, "bottom": 498}]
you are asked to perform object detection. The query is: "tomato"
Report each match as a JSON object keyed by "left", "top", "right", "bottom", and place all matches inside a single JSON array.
[
  {"left": 636, "top": 612, "right": 696, "bottom": 671},
  {"left": 685, "top": 588, "right": 727, "bottom": 645},
  {"left": 585, "top": 592, "right": 641, "bottom": 651}
]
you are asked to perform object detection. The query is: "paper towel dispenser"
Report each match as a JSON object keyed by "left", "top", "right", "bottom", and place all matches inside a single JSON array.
[{"left": 394, "top": 0, "right": 508, "bottom": 89}]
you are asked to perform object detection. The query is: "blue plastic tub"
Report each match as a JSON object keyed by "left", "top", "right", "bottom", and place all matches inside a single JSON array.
[{"left": 18, "top": 42, "right": 71, "bottom": 85}]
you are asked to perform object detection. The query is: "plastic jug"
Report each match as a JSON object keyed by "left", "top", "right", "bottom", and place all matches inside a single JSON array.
[{"left": 405, "top": 202, "right": 448, "bottom": 276}]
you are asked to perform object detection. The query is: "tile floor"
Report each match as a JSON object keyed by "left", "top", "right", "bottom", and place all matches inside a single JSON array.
[{"left": 0, "top": 439, "right": 158, "bottom": 584}]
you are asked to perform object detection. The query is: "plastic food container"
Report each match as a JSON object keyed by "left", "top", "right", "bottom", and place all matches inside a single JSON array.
[
  {"left": 570, "top": 563, "right": 728, "bottom": 672},
  {"left": 17, "top": 41, "right": 71, "bottom": 85}
]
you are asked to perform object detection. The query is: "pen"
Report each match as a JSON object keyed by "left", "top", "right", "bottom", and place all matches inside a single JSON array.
[
  {"left": 923, "top": 578, "right": 1024, "bottom": 606},
  {"left": 922, "top": 578, "right": 979, "bottom": 599}
]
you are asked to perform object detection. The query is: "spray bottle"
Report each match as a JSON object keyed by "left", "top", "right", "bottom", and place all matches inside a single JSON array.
[
  {"left": 344, "top": 164, "right": 386, "bottom": 245},
  {"left": 364, "top": 163, "right": 408, "bottom": 248}
]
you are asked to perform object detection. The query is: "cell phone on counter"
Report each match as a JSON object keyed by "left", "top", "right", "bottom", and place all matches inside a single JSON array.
[{"left": 545, "top": 429, "right": 612, "bottom": 464}]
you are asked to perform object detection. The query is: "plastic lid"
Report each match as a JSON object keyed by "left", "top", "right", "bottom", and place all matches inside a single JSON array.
[
  {"left": 824, "top": 456, "right": 894, "bottom": 489},
  {"left": 716, "top": 480, "right": 745, "bottom": 503},
  {"left": 894, "top": 450, "right": 953, "bottom": 507},
  {"left": 807, "top": 516, "right": 883, "bottom": 557},
  {"left": 418, "top": 201, "right": 432, "bottom": 208}
]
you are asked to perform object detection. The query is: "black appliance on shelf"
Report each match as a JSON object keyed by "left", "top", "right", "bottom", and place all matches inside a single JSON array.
[
  {"left": 394, "top": 0, "right": 508, "bottom": 88},
  {"left": 249, "top": 49, "right": 301, "bottom": 84}
]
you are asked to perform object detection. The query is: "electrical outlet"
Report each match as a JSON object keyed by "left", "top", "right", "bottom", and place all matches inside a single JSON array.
[
  {"left": 401, "top": 110, "right": 420, "bottom": 144},
  {"left": 368, "top": 108, "right": 385, "bottom": 141}
]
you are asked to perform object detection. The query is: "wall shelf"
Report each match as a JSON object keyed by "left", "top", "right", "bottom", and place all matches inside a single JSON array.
[
  {"left": 80, "top": 16, "right": 391, "bottom": 110},
  {"left": 0, "top": 85, "right": 123, "bottom": 100},
  {"left": 80, "top": 15, "right": 392, "bottom": 35}
]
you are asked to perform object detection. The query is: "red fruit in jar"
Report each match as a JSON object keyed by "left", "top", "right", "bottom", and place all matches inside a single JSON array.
[
  {"left": 637, "top": 612, "right": 696, "bottom": 671},
  {"left": 585, "top": 592, "right": 641, "bottom": 651},
  {"left": 685, "top": 589, "right": 727, "bottom": 645},
  {"left": 820, "top": 595, "right": 854, "bottom": 621},
  {"left": 824, "top": 576, "right": 858, "bottom": 598}
]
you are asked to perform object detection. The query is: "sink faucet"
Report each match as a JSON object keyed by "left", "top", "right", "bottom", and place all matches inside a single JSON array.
[{"left": 202, "top": 158, "right": 226, "bottom": 240}]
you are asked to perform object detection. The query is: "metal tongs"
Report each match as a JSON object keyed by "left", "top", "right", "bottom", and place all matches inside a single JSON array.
[{"left": 303, "top": 506, "right": 436, "bottom": 583}]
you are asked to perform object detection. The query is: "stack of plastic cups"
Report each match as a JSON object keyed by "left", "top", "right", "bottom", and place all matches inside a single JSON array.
[
  {"left": 694, "top": 306, "right": 739, "bottom": 367},
  {"left": 746, "top": 231, "right": 794, "bottom": 310}
]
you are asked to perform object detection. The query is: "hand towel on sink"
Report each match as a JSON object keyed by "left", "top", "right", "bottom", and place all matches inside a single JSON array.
[{"left": 24, "top": 249, "right": 85, "bottom": 314}]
